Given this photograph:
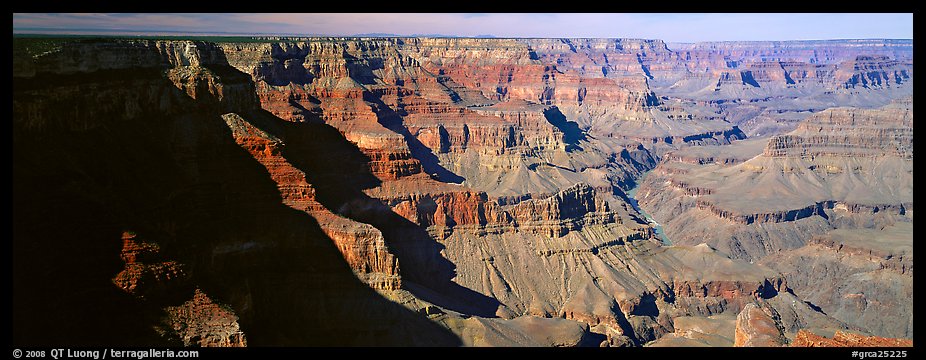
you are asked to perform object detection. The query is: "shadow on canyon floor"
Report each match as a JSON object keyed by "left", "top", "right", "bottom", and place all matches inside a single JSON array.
[
  {"left": 13, "top": 69, "right": 462, "bottom": 346},
  {"left": 244, "top": 110, "right": 503, "bottom": 318},
  {"left": 543, "top": 106, "right": 587, "bottom": 152},
  {"left": 366, "top": 94, "right": 467, "bottom": 184}
]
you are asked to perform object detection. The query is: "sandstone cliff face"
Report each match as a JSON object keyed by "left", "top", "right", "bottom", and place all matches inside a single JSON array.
[{"left": 221, "top": 40, "right": 429, "bottom": 184}]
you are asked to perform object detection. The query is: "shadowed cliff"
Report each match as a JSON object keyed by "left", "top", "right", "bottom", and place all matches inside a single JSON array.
[
  {"left": 239, "top": 110, "right": 503, "bottom": 317},
  {"left": 13, "top": 41, "right": 461, "bottom": 346}
]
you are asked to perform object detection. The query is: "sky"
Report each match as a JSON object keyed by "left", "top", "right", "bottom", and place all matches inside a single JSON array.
[{"left": 11, "top": 13, "right": 914, "bottom": 43}]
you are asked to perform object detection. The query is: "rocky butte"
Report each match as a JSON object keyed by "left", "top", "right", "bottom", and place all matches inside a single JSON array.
[{"left": 12, "top": 36, "right": 912, "bottom": 347}]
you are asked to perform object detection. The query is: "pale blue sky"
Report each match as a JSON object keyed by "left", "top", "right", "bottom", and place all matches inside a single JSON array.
[{"left": 12, "top": 13, "right": 914, "bottom": 42}]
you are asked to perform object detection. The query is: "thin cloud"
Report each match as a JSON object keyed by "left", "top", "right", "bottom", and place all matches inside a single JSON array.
[{"left": 12, "top": 13, "right": 913, "bottom": 41}]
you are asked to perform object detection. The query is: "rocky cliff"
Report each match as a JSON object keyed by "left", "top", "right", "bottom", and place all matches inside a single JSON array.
[{"left": 13, "top": 39, "right": 461, "bottom": 346}]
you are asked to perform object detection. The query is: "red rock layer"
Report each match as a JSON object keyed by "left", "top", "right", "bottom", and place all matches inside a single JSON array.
[
  {"left": 399, "top": 97, "right": 566, "bottom": 155},
  {"left": 791, "top": 330, "right": 913, "bottom": 347},
  {"left": 670, "top": 279, "right": 782, "bottom": 301},
  {"left": 112, "top": 232, "right": 248, "bottom": 347},
  {"left": 371, "top": 175, "right": 494, "bottom": 228},
  {"left": 405, "top": 38, "right": 664, "bottom": 124},
  {"left": 370, "top": 181, "right": 624, "bottom": 239},
  {"left": 222, "top": 41, "right": 428, "bottom": 182}
]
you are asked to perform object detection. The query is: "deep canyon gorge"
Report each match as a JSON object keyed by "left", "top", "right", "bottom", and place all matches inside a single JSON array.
[{"left": 12, "top": 36, "right": 913, "bottom": 347}]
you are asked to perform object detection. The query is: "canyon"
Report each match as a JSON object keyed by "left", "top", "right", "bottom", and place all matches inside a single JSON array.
[{"left": 12, "top": 36, "right": 912, "bottom": 347}]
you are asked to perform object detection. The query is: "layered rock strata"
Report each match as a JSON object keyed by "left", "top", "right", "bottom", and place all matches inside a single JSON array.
[
  {"left": 654, "top": 40, "right": 912, "bottom": 137},
  {"left": 638, "top": 105, "right": 913, "bottom": 260},
  {"left": 637, "top": 104, "right": 913, "bottom": 339}
]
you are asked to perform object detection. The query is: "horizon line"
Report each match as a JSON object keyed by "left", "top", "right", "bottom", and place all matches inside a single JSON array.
[{"left": 11, "top": 30, "right": 915, "bottom": 43}]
